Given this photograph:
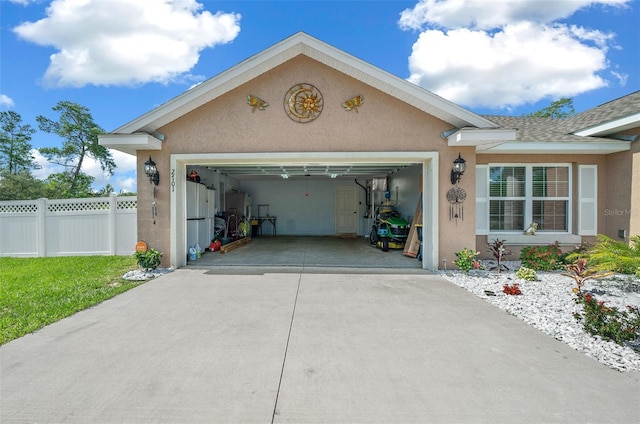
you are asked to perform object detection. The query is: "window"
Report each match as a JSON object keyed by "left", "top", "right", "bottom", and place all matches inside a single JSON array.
[
  {"left": 489, "top": 166, "right": 525, "bottom": 231},
  {"left": 532, "top": 166, "right": 569, "bottom": 231},
  {"left": 488, "top": 164, "right": 570, "bottom": 232}
]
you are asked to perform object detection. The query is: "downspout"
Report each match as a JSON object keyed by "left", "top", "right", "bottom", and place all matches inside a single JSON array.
[{"left": 355, "top": 179, "right": 371, "bottom": 218}]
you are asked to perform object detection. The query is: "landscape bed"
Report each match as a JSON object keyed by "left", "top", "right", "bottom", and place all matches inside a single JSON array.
[{"left": 440, "top": 261, "right": 640, "bottom": 373}]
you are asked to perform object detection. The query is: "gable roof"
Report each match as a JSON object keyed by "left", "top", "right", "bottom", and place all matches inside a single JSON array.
[{"left": 112, "top": 32, "right": 497, "bottom": 136}]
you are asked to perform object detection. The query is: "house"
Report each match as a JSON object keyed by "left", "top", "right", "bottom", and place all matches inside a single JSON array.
[{"left": 99, "top": 32, "right": 639, "bottom": 270}]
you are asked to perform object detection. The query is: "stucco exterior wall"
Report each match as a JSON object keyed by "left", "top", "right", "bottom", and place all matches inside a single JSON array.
[
  {"left": 631, "top": 147, "right": 640, "bottom": 237},
  {"left": 161, "top": 56, "right": 449, "bottom": 153},
  {"left": 439, "top": 147, "right": 476, "bottom": 268},
  {"left": 605, "top": 126, "right": 640, "bottom": 239},
  {"left": 136, "top": 56, "right": 475, "bottom": 267},
  {"left": 605, "top": 150, "right": 632, "bottom": 239}
]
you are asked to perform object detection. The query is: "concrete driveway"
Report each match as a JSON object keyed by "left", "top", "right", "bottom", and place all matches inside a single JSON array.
[{"left": 2, "top": 269, "right": 639, "bottom": 423}]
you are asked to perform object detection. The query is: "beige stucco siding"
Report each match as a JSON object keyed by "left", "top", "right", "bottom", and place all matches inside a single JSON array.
[
  {"left": 632, "top": 145, "right": 640, "bottom": 237},
  {"left": 136, "top": 56, "right": 473, "bottom": 266},
  {"left": 438, "top": 147, "right": 476, "bottom": 267},
  {"left": 161, "top": 56, "right": 448, "bottom": 153},
  {"left": 604, "top": 127, "right": 640, "bottom": 239}
]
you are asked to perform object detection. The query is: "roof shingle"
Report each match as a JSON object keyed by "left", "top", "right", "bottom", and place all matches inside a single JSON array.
[{"left": 481, "top": 90, "right": 640, "bottom": 143}]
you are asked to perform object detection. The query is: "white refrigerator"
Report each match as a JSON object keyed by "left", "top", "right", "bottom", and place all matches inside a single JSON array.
[{"left": 186, "top": 181, "right": 215, "bottom": 250}]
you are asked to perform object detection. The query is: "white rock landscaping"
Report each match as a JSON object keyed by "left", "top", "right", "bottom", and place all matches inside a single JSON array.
[
  {"left": 123, "top": 267, "right": 174, "bottom": 281},
  {"left": 440, "top": 261, "right": 640, "bottom": 373}
]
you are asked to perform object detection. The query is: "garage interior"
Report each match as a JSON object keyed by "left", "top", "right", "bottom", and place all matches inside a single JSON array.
[{"left": 182, "top": 160, "right": 425, "bottom": 270}]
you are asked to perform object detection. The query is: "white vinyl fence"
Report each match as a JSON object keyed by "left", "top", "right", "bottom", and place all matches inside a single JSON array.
[{"left": 0, "top": 195, "right": 137, "bottom": 257}]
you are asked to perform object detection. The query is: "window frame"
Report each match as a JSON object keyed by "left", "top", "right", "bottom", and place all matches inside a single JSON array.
[{"left": 485, "top": 163, "right": 572, "bottom": 235}]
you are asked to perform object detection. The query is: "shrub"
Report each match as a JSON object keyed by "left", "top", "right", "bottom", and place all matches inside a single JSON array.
[
  {"left": 561, "top": 258, "right": 613, "bottom": 293},
  {"left": 454, "top": 248, "right": 484, "bottom": 273},
  {"left": 560, "top": 241, "right": 591, "bottom": 264},
  {"left": 566, "top": 235, "right": 640, "bottom": 274},
  {"left": 515, "top": 266, "right": 537, "bottom": 281},
  {"left": 573, "top": 294, "right": 640, "bottom": 346},
  {"left": 133, "top": 248, "right": 162, "bottom": 270},
  {"left": 487, "top": 238, "right": 511, "bottom": 273},
  {"left": 503, "top": 284, "right": 522, "bottom": 295},
  {"left": 519, "top": 242, "right": 563, "bottom": 271}
]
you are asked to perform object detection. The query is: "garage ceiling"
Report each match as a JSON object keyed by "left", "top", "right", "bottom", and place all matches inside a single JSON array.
[{"left": 206, "top": 163, "right": 414, "bottom": 180}]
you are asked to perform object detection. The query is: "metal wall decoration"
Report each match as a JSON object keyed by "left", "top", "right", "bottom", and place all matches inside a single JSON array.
[
  {"left": 446, "top": 186, "right": 466, "bottom": 222},
  {"left": 247, "top": 95, "right": 269, "bottom": 112},
  {"left": 342, "top": 95, "right": 364, "bottom": 112},
  {"left": 284, "top": 83, "right": 323, "bottom": 123}
]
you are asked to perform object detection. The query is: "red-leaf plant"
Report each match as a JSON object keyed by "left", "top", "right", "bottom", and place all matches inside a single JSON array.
[
  {"left": 503, "top": 284, "right": 522, "bottom": 295},
  {"left": 561, "top": 258, "right": 613, "bottom": 293}
]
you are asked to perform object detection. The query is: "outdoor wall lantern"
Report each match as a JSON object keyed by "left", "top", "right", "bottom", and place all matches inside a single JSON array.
[
  {"left": 144, "top": 156, "right": 160, "bottom": 186},
  {"left": 450, "top": 153, "right": 466, "bottom": 185}
]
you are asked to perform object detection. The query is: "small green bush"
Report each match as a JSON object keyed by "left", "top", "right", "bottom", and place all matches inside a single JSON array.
[
  {"left": 574, "top": 293, "right": 640, "bottom": 346},
  {"left": 515, "top": 266, "right": 537, "bottom": 281},
  {"left": 133, "top": 248, "right": 162, "bottom": 270},
  {"left": 566, "top": 235, "right": 640, "bottom": 274},
  {"left": 519, "top": 242, "right": 563, "bottom": 271},
  {"left": 454, "top": 248, "right": 484, "bottom": 273}
]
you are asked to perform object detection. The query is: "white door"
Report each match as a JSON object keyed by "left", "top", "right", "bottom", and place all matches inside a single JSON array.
[{"left": 335, "top": 186, "right": 358, "bottom": 234}]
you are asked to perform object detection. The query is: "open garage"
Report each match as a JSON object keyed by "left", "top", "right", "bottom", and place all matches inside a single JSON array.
[{"left": 169, "top": 154, "right": 436, "bottom": 269}]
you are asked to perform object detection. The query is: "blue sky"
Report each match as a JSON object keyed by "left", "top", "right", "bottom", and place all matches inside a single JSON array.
[{"left": 1, "top": 0, "right": 638, "bottom": 193}]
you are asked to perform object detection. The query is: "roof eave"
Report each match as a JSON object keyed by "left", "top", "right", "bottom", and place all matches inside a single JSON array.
[
  {"left": 446, "top": 128, "right": 517, "bottom": 147},
  {"left": 98, "top": 133, "right": 162, "bottom": 156},
  {"left": 573, "top": 112, "right": 640, "bottom": 137},
  {"left": 476, "top": 140, "right": 631, "bottom": 155}
]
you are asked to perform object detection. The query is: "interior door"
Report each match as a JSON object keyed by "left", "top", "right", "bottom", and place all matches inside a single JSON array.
[{"left": 335, "top": 186, "right": 358, "bottom": 234}]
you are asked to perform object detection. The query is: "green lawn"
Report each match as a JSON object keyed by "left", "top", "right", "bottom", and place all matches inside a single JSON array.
[{"left": 0, "top": 256, "right": 142, "bottom": 345}]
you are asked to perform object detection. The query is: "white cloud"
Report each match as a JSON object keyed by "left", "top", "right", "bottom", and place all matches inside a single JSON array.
[
  {"left": 13, "top": 0, "right": 241, "bottom": 87},
  {"left": 73, "top": 149, "right": 137, "bottom": 192},
  {"left": 611, "top": 70, "right": 628, "bottom": 86},
  {"left": 399, "top": 0, "right": 628, "bottom": 30},
  {"left": 111, "top": 176, "right": 136, "bottom": 194},
  {"left": 407, "top": 22, "right": 610, "bottom": 108},
  {"left": 32, "top": 148, "right": 138, "bottom": 193},
  {"left": 399, "top": 0, "right": 629, "bottom": 109},
  {"left": 0, "top": 94, "right": 15, "bottom": 108},
  {"left": 31, "top": 149, "right": 64, "bottom": 180}
]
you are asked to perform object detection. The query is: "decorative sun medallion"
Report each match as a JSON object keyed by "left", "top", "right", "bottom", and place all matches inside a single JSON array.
[{"left": 284, "top": 83, "right": 323, "bottom": 123}]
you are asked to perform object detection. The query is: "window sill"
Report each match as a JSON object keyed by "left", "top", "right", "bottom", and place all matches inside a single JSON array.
[{"left": 487, "top": 233, "right": 582, "bottom": 246}]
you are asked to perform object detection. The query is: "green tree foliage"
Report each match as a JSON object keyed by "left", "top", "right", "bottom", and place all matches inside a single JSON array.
[
  {"left": 0, "top": 111, "right": 38, "bottom": 175},
  {"left": 567, "top": 235, "right": 640, "bottom": 274},
  {"left": 44, "top": 172, "right": 95, "bottom": 199},
  {"left": 527, "top": 97, "right": 575, "bottom": 119},
  {"left": 37, "top": 101, "right": 115, "bottom": 195},
  {"left": 96, "top": 183, "right": 115, "bottom": 197},
  {"left": 0, "top": 170, "right": 46, "bottom": 200}
]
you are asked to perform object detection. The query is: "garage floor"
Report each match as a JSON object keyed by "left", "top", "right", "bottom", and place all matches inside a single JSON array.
[{"left": 185, "top": 236, "right": 423, "bottom": 271}]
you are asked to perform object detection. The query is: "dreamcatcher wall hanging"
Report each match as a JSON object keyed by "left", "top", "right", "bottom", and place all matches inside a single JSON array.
[{"left": 446, "top": 186, "right": 466, "bottom": 222}]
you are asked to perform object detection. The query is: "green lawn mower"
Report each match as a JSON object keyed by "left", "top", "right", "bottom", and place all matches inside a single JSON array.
[{"left": 369, "top": 204, "right": 410, "bottom": 251}]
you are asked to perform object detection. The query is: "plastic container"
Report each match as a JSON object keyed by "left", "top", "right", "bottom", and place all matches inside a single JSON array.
[{"left": 188, "top": 246, "right": 196, "bottom": 261}]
